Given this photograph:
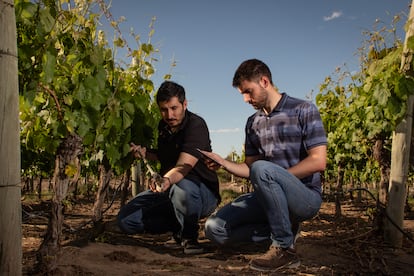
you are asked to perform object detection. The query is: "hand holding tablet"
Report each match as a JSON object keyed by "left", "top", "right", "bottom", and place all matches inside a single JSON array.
[{"left": 196, "top": 148, "right": 222, "bottom": 167}]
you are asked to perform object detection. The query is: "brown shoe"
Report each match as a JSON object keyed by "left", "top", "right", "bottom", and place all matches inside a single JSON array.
[{"left": 249, "top": 245, "right": 300, "bottom": 272}]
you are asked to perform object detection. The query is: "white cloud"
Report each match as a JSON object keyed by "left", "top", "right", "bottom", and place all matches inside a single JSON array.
[
  {"left": 211, "top": 128, "right": 241, "bottom": 134},
  {"left": 323, "top": 11, "right": 343, "bottom": 21}
]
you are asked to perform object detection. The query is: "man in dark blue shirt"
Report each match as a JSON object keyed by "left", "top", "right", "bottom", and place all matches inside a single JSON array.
[
  {"left": 201, "top": 59, "right": 327, "bottom": 271},
  {"left": 117, "top": 81, "right": 220, "bottom": 254}
]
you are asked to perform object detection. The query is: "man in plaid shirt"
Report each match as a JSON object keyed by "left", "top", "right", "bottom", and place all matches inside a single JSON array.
[{"left": 201, "top": 59, "right": 327, "bottom": 272}]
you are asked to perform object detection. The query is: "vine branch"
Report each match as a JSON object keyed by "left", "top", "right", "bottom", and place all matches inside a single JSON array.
[{"left": 39, "top": 83, "right": 63, "bottom": 121}]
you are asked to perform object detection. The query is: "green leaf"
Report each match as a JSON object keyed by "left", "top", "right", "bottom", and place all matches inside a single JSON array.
[
  {"left": 42, "top": 52, "right": 56, "bottom": 83},
  {"left": 123, "top": 142, "right": 131, "bottom": 157},
  {"left": 122, "top": 110, "right": 132, "bottom": 129},
  {"left": 90, "top": 47, "right": 103, "bottom": 66},
  {"left": 39, "top": 8, "right": 55, "bottom": 33},
  {"left": 114, "top": 38, "right": 125, "bottom": 47},
  {"left": 123, "top": 102, "right": 135, "bottom": 115},
  {"left": 106, "top": 144, "right": 121, "bottom": 163},
  {"left": 407, "top": 36, "right": 414, "bottom": 51},
  {"left": 96, "top": 134, "right": 104, "bottom": 143},
  {"left": 15, "top": 0, "right": 37, "bottom": 24},
  {"left": 83, "top": 132, "right": 95, "bottom": 146},
  {"left": 373, "top": 85, "right": 390, "bottom": 106},
  {"left": 67, "top": 54, "right": 79, "bottom": 65},
  {"left": 34, "top": 93, "right": 46, "bottom": 104},
  {"left": 95, "top": 67, "right": 107, "bottom": 92}
]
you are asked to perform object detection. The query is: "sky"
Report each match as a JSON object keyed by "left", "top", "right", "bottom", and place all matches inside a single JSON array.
[{"left": 102, "top": 0, "right": 411, "bottom": 157}]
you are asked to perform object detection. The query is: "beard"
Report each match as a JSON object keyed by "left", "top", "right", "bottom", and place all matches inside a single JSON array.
[
  {"left": 250, "top": 101, "right": 262, "bottom": 110},
  {"left": 250, "top": 87, "right": 267, "bottom": 110}
]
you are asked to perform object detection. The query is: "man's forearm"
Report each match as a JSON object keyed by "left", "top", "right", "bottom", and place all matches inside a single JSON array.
[{"left": 222, "top": 160, "right": 250, "bottom": 178}]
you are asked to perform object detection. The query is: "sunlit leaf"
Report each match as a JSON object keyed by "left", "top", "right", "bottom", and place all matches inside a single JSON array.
[
  {"left": 65, "top": 163, "right": 78, "bottom": 177},
  {"left": 123, "top": 110, "right": 132, "bottom": 129}
]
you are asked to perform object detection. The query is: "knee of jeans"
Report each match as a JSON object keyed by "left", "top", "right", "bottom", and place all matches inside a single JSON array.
[
  {"left": 117, "top": 211, "right": 145, "bottom": 235},
  {"left": 204, "top": 216, "right": 230, "bottom": 246},
  {"left": 170, "top": 189, "right": 200, "bottom": 217},
  {"left": 250, "top": 160, "right": 268, "bottom": 180}
]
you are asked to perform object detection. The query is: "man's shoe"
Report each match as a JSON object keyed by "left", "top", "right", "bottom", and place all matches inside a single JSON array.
[
  {"left": 249, "top": 245, "right": 300, "bottom": 272},
  {"left": 164, "top": 235, "right": 182, "bottom": 249},
  {"left": 182, "top": 239, "right": 204, "bottom": 255}
]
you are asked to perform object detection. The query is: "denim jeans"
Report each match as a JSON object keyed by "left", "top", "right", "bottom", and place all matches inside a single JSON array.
[
  {"left": 118, "top": 178, "right": 218, "bottom": 240},
  {"left": 205, "top": 160, "right": 321, "bottom": 248}
]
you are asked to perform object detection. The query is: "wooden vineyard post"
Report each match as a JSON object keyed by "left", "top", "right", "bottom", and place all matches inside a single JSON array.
[
  {"left": 385, "top": 0, "right": 414, "bottom": 247},
  {"left": 0, "top": 0, "right": 22, "bottom": 274}
]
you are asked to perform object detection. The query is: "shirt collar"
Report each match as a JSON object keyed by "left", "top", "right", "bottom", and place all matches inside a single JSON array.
[{"left": 258, "top": 92, "right": 287, "bottom": 116}]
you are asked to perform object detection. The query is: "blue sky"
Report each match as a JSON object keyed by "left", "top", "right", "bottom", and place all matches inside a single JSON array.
[{"left": 102, "top": 0, "right": 411, "bottom": 157}]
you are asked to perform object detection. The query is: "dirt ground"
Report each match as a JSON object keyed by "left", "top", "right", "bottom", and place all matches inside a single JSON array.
[{"left": 22, "top": 183, "right": 414, "bottom": 276}]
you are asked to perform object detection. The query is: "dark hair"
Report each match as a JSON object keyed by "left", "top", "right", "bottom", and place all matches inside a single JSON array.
[
  {"left": 156, "top": 81, "right": 186, "bottom": 104},
  {"left": 232, "top": 59, "right": 273, "bottom": 87}
]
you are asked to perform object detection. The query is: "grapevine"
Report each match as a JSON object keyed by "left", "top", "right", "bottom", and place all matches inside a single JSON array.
[{"left": 317, "top": 13, "right": 414, "bottom": 202}]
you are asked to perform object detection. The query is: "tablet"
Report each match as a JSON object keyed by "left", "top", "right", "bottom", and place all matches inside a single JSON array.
[{"left": 196, "top": 148, "right": 221, "bottom": 165}]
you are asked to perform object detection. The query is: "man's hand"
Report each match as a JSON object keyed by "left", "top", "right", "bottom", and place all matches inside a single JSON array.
[
  {"left": 197, "top": 149, "right": 223, "bottom": 170},
  {"left": 130, "top": 142, "right": 146, "bottom": 159},
  {"left": 149, "top": 174, "right": 171, "bottom": 193},
  {"left": 148, "top": 173, "right": 162, "bottom": 192}
]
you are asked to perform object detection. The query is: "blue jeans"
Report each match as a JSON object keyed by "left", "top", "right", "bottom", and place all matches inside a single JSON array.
[
  {"left": 118, "top": 178, "right": 218, "bottom": 240},
  {"left": 205, "top": 160, "right": 321, "bottom": 248}
]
